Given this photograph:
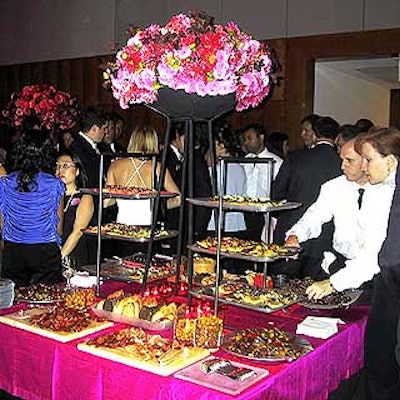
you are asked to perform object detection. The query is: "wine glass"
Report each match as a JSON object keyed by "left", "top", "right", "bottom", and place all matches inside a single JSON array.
[{"left": 62, "top": 256, "right": 76, "bottom": 289}]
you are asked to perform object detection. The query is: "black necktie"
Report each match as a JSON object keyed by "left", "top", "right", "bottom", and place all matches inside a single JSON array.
[{"left": 358, "top": 188, "right": 365, "bottom": 209}]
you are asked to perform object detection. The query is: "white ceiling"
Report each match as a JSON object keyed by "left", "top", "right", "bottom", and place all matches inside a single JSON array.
[{"left": 316, "top": 56, "right": 400, "bottom": 89}]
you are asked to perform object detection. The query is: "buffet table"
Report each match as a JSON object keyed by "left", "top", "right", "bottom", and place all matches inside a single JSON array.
[{"left": 0, "top": 281, "right": 369, "bottom": 400}]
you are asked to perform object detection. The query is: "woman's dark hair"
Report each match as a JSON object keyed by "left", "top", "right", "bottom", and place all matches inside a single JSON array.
[
  {"left": 56, "top": 150, "right": 89, "bottom": 189},
  {"left": 10, "top": 128, "right": 56, "bottom": 192},
  {"left": 355, "top": 127, "right": 400, "bottom": 159},
  {"left": 214, "top": 121, "right": 241, "bottom": 156}
]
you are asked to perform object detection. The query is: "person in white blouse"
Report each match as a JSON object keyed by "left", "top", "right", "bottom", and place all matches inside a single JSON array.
[{"left": 285, "top": 135, "right": 395, "bottom": 299}]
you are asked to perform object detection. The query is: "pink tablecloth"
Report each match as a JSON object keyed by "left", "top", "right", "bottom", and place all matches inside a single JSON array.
[{"left": 0, "top": 283, "right": 369, "bottom": 400}]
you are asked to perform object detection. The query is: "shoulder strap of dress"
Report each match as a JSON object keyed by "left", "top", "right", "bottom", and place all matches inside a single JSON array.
[{"left": 124, "top": 158, "right": 148, "bottom": 187}]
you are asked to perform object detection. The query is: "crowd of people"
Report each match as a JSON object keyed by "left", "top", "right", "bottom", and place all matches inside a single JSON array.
[{"left": 0, "top": 105, "right": 399, "bottom": 398}]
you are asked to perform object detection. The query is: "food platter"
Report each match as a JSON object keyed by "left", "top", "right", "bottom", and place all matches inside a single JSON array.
[
  {"left": 82, "top": 253, "right": 175, "bottom": 283},
  {"left": 81, "top": 187, "right": 178, "bottom": 199},
  {"left": 298, "top": 289, "right": 363, "bottom": 310},
  {"left": 187, "top": 197, "right": 301, "bottom": 213},
  {"left": 222, "top": 327, "right": 313, "bottom": 363},
  {"left": 282, "top": 278, "right": 363, "bottom": 310},
  {"left": 83, "top": 224, "right": 178, "bottom": 242},
  {"left": 192, "top": 281, "right": 298, "bottom": 314},
  {"left": 14, "top": 284, "right": 67, "bottom": 304}
]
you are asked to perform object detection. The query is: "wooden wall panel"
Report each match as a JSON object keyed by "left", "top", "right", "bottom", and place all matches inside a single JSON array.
[{"left": 1, "top": 28, "right": 400, "bottom": 150}]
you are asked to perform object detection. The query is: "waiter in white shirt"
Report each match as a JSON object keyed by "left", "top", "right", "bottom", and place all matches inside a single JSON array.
[
  {"left": 241, "top": 123, "right": 283, "bottom": 241},
  {"left": 285, "top": 135, "right": 395, "bottom": 299}
]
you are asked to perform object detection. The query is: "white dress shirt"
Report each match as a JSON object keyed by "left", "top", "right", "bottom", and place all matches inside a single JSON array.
[
  {"left": 244, "top": 148, "right": 283, "bottom": 197},
  {"left": 287, "top": 173, "right": 396, "bottom": 292},
  {"left": 208, "top": 163, "right": 246, "bottom": 232}
]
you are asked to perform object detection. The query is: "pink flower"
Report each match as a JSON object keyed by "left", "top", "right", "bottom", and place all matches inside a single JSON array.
[{"left": 103, "top": 11, "right": 276, "bottom": 112}]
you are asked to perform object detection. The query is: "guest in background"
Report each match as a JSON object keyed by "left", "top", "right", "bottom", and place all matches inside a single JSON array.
[
  {"left": 56, "top": 151, "right": 94, "bottom": 267},
  {"left": 113, "top": 112, "right": 125, "bottom": 149},
  {"left": 355, "top": 118, "right": 374, "bottom": 133},
  {"left": 98, "top": 112, "right": 124, "bottom": 154},
  {"left": 70, "top": 108, "right": 107, "bottom": 188},
  {"left": 300, "top": 113, "right": 320, "bottom": 149},
  {"left": 104, "top": 125, "right": 180, "bottom": 256},
  {"left": 241, "top": 123, "right": 283, "bottom": 241},
  {"left": 0, "top": 128, "right": 65, "bottom": 286},
  {"left": 266, "top": 131, "right": 289, "bottom": 159}
]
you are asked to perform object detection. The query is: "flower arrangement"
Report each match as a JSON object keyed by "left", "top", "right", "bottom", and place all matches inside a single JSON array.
[
  {"left": 2, "top": 84, "right": 79, "bottom": 131},
  {"left": 103, "top": 11, "right": 277, "bottom": 112}
]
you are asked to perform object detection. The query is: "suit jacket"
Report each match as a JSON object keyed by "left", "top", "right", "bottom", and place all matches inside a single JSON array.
[
  {"left": 70, "top": 134, "right": 101, "bottom": 188},
  {"left": 272, "top": 143, "right": 342, "bottom": 244}
]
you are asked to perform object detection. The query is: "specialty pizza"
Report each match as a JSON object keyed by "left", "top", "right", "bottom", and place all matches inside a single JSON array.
[
  {"left": 85, "top": 223, "right": 173, "bottom": 240},
  {"left": 195, "top": 236, "right": 287, "bottom": 258},
  {"left": 210, "top": 195, "right": 288, "bottom": 208}
]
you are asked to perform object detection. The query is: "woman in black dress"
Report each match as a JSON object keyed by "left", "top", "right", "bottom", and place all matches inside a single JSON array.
[{"left": 56, "top": 151, "right": 94, "bottom": 267}]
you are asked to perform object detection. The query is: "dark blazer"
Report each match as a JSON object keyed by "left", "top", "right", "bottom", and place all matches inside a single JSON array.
[
  {"left": 165, "top": 145, "right": 183, "bottom": 188},
  {"left": 70, "top": 134, "right": 101, "bottom": 188},
  {"left": 272, "top": 143, "right": 342, "bottom": 244}
]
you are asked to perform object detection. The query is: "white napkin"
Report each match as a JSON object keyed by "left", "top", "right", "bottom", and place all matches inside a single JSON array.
[
  {"left": 70, "top": 272, "right": 101, "bottom": 288},
  {"left": 296, "top": 316, "right": 345, "bottom": 339}
]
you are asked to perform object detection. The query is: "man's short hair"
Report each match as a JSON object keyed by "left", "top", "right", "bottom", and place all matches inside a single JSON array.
[
  {"left": 313, "top": 116, "right": 340, "bottom": 140},
  {"left": 242, "top": 123, "right": 266, "bottom": 137},
  {"left": 80, "top": 107, "right": 106, "bottom": 133}
]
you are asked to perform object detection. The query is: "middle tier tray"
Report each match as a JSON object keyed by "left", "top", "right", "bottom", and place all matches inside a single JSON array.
[
  {"left": 187, "top": 196, "right": 301, "bottom": 213},
  {"left": 190, "top": 280, "right": 298, "bottom": 314},
  {"left": 189, "top": 237, "right": 301, "bottom": 263},
  {"left": 83, "top": 223, "right": 178, "bottom": 242}
]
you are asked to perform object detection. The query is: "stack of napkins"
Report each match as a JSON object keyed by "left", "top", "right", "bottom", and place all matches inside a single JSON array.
[
  {"left": 296, "top": 316, "right": 345, "bottom": 339},
  {"left": 70, "top": 272, "right": 100, "bottom": 288}
]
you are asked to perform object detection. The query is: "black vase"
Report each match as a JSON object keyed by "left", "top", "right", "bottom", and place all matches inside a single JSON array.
[{"left": 147, "top": 87, "right": 236, "bottom": 120}]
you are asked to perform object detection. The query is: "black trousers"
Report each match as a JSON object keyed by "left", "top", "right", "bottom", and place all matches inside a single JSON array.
[
  {"left": 364, "top": 274, "right": 400, "bottom": 400},
  {"left": 2, "top": 241, "right": 62, "bottom": 287}
]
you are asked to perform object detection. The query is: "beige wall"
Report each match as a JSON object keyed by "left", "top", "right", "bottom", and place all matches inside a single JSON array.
[
  {"left": 0, "top": 0, "right": 399, "bottom": 65},
  {"left": 314, "top": 64, "right": 390, "bottom": 126}
]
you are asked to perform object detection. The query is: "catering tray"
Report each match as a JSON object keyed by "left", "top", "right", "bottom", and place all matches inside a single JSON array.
[
  {"left": 222, "top": 327, "right": 313, "bottom": 363},
  {"left": 81, "top": 187, "right": 179, "bottom": 199},
  {"left": 83, "top": 258, "right": 175, "bottom": 284},
  {"left": 298, "top": 289, "right": 363, "bottom": 310},
  {"left": 187, "top": 197, "right": 301, "bottom": 213},
  {"left": 77, "top": 328, "right": 210, "bottom": 376},
  {"left": 90, "top": 307, "right": 173, "bottom": 331},
  {"left": 188, "top": 245, "right": 299, "bottom": 263},
  {"left": 191, "top": 282, "right": 298, "bottom": 314},
  {"left": 83, "top": 224, "right": 178, "bottom": 242},
  {"left": 174, "top": 356, "right": 270, "bottom": 396},
  {"left": 0, "top": 307, "right": 113, "bottom": 343},
  {"left": 14, "top": 284, "right": 67, "bottom": 304}
]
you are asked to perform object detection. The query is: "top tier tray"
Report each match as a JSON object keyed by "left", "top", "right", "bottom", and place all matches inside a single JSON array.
[
  {"left": 81, "top": 187, "right": 179, "bottom": 200},
  {"left": 187, "top": 197, "right": 301, "bottom": 213}
]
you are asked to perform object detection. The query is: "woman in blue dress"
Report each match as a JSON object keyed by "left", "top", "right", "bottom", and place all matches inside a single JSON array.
[{"left": 0, "top": 128, "right": 65, "bottom": 287}]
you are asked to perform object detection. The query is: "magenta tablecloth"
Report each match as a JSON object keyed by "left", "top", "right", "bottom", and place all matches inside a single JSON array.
[{"left": 0, "top": 283, "right": 369, "bottom": 400}]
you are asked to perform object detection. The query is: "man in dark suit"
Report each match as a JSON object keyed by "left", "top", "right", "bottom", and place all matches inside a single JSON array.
[
  {"left": 70, "top": 108, "right": 107, "bottom": 188},
  {"left": 272, "top": 116, "right": 342, "bottom": 279}
]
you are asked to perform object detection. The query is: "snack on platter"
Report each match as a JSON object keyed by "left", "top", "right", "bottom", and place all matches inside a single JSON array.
[
  {"left": 282, "top": 277, "right": 363, "bottom": 309},
  {"left": 14, "top": 284, "right": 67, "bottom": 303},
  {"left": 0, "top": 306, "right": 113, "bottom": 342},
  {"left": 197, "top": 281, "right": 298, "bottom": 311},
  {"left": 84, "top": 223, "right": 175, "bottom": 240},
  {"left": 223, "top": 327, "right": 313, "bottom": 362},
  {"left": 194, "top": 237, "right": 299, "bottom": 259},
  {"left": 210, "top": 195, "right": 287, "bottom": 207},
  {"left": 93, "top": 290, "right": 178, "bottom": 330},
  {"left": 78, "top": 327, "right": 211, "bottom": 376},
  {"left": 193, "top": 254, "right": 216, "bottom": 274}
]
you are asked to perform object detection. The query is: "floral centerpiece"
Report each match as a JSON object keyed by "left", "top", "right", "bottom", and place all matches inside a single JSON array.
[
  {"left": 1, "top": 84, "right": 80, "bottom": 132},
  {"left": 103, "top": 11, "right": 277, "bottom": 112}
]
